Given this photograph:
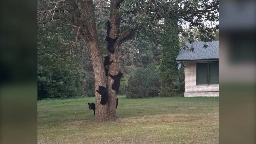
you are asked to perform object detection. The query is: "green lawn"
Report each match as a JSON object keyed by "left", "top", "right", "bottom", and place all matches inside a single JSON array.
[{"left": 37, "top": 96, "right": 219, "bottom": 144}]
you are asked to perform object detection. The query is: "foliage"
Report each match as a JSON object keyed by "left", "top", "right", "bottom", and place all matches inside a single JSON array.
[
  {"left": 118, "top": 76, "right": 128, "bottom": 95},
  {"left": 126, "top": 67, "right": 160, "bottom": 98},
  {"left": 83, "top": 71, "right": 95, "bottom": 97},
  {"left": 37, "top": 63, "right": 83, "bottom": 100},
  {"left": 174, "top": 62, "right": 185, "bottom": 94},
  {"left": 179, "top": 27, "right": 219, "bottom": 50},
  {"left": 37, "top": 22, "right": 87, "bottom": 100},
  {"left": 37, "top": 0, "right": 219, "bottom": 121},
  {"left": 159, "top": 18, "right": 181, "bottom": 97}
]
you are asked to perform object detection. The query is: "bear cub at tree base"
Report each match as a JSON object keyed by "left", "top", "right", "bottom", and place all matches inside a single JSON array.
[
  {"left": 88, "top": 103, "right": 95, "bottom": 115},
  {"left": 104, "top": 56, "right": 113, "bottom": 76},
  {"left": 109, "top": 72, "right": 123, "bottom": 93},
  {"left": 96, "top": 86, "right": 108, "bottom": 105}
]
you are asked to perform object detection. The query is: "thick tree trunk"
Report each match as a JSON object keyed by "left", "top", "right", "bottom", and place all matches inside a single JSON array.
[
  {"left": 80, "top": 0, "right": 123, "bottom": 122},
  {"left": 103, "top": 0, "right": 122, "bottom": 121},
  {"left": 107, "top": 45, "right": 121, "bottom": 121},
  {"left": 85, "top": 40, "right": 109, "bottom": 122},
  {"left": 78, "top": 0, "right": 115, "bottom": 122}
]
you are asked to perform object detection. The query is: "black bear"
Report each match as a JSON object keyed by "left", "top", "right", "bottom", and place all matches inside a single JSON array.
[
  {"left": 88, "top": 103, "right": 95, "bottom": 115},
  {"left": 96, "top": 86, "right": 108, "bottom": 105},
  {"left": 109, "top": 72, "right": 123, "bottom": 93},
  {"left": 104, "top": 56, "right": 112, "bottom": 66},
  {"left": 104, "top": 67, "right": 109, "bottom": 76},
  {"left": 105, "top": 36, "right": 118, "bottom": 53},
  {"left": 104, "top": 56, "right": 113, "bottom": 76},
  {"left": 106, "top": 20, "right": 111, "bottom": 36},
  {"left": 116, "top": 98, "right": 118, "bottom": 109}
]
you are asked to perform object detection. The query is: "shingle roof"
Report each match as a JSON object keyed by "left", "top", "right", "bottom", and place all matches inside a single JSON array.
[{"left": 176, "top": 41, "right": 219, "bottom": 61}]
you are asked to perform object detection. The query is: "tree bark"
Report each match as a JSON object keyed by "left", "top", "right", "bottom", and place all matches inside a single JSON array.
[
  {"left": 78, "top": 0, "right": 111, "bottom": 122},
  {"left": 80, "top": 0, "right": 122, "bottom": 122},
  {"left": 107, "top": 44, "right": 120, "bottom": 121},
  {"left": 82, "top": 38, "right": 108, "bottom": 122},
  {"left": 104, "top": 0, "right": 122, "bottom": 121}
]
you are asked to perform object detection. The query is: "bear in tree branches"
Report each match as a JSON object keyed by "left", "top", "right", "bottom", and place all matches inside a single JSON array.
[
  {"left": 88, "top": 103, "right": 95, "bottom": 115},
  {"left": 105, "top": 36, "right": 118, "bottom": 54},
  {"left": 106, "top": 20, "right": 111, "bottom": 37},
  {"left": 104, "top": 56, "right": 113, "bottom": 76},
  {"left": 104, "top": 56, "right": 112, "bottom": 66},
  {"left": 105, "top": 20, "right": 117, "bottom": 53},
  {"left": 109, "top": 72, "right": 123, "bottom": 93},
  {"left": 96, "top": 86, "right": 108, "bottom": 105},
  {"left": 104, "top": 67, "right": 110, "bottom": 76}
]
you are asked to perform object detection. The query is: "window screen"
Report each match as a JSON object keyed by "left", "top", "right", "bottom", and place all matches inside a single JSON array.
[
  {"left": 196, "top": 61, "right": 219, "bottom": 85},
  {"left": 209, "top": 62, "right": 219, "bottom": 84},
  {"left": 196, "top": 63, "right": 208, "bottom": 84}
]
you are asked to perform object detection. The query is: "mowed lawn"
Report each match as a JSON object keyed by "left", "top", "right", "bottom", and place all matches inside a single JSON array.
[{"left": 37, "top": 96, "right": 219, "bottom": 144}]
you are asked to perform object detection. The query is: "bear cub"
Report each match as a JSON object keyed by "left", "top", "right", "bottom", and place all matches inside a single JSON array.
[
  {"left": 109, "top": 72, "right": 123, "bottom": 93},
  {"left": 104, "top": 56, "right": 113, "bottom": 76},
  {"left": 106, "top": 20, "right": 111, "bottom": 37},
  {"left": 96, "top": 86, "right": 108, "bottom": 105},
  {"left": 105, "top": 36, "right": 118, "bottom": 53},
  {"left": 88, "top": 103, "right": 95, "bottom": 115},
  {"left": 105, "top": 20, "right": 117, "bottom": 53}
]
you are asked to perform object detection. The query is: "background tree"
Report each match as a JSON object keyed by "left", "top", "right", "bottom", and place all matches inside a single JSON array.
[
  {"left": 37, "top": 21, "right": 87, "bottom": 100},
  {"left": 37, "top": 0, "right": 219, "bottom": 122},
  {"left": 159, "top": 18, "right": 181, "bottom": 97}
]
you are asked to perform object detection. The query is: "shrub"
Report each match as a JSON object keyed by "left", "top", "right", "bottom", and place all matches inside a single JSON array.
[
  {"left": 126, "top": 67, "right": 160, "bottom": 98},
  {"left": 37, "top": 64, "right": 85, "bottom": 100},
  {"left": 83, "top": 71, "right": 95, "bottom": 97}
]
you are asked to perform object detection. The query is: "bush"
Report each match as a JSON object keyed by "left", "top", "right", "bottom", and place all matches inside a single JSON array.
[
  {"left": 118, "top": 76, "right": 128, "bottom": 95},
  {"left": 37, "top": 64, "right": 85, "bottom": 100},
  {"left": 126, "top": 67, "right": 160, "bottom": 98},
  {"left": 83, "top": 71, "right": 95, "bottom": 97}
]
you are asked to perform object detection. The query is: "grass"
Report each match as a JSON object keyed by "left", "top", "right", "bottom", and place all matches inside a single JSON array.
[{"left": 38, "top": 96, "right": 219, "bottom": 144}]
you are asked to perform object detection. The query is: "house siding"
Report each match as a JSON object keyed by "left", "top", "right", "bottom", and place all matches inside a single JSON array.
[{"left": 184, "top": 61, "right": 219, "bottom": 97}]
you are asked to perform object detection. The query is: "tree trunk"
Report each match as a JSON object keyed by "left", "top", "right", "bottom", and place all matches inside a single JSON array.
[
  {"left": 107, "top": 44, "right": 120, "bottom": 121},
  {"left": 85, "top": 40, "right": 108, "bottom": 122},
  {"left": 103, "top": 0, "right": 122, "bottom": 121},
  {"left": 80, "top": 0, "right": 122, "bottom": 122}
]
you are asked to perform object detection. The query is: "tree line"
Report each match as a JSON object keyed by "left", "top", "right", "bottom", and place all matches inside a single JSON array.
[{"left": 37, "top": 0, "right": 219, "bottom": 122}]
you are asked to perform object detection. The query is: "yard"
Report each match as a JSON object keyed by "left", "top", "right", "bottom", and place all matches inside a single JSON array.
[{"left": 37, "top": 96, "right": 219, "bottom": 144}]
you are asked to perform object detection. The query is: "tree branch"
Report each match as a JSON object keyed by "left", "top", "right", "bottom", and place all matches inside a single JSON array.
[
  {"left": 117, "top": 0, "right": 155, "bottom": 45},
  {"left": 177, "top": 1, "right": 219, "bottom": 18},
  {"left": 118, "top": 24, "right": 139, "bottom": 45},
  {"left": 192, "top": 1, "right": 219, "bottom": 15},
  {"left": 117, "top": 0, "right": 125, "bottom": 7}
]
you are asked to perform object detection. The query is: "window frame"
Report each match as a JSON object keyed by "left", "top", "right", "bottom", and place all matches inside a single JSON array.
[{"left": 196, "top": 61, "right": 219, "bottom": 85}]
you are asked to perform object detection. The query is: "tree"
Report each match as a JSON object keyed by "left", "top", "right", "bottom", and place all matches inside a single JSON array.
[
  {"left": 37, "top": 0, "right": 219, "bottom": 122},
  {"left": 159, "top": 18, "right": 180, "bottom": 97},
  {"left": 37, "top": 21, "right": 86, "bottom": 100}
]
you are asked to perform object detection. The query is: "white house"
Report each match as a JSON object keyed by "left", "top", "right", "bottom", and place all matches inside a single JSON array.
[{"left": 176, "top": 41, "right": 219, "bottom": 97}]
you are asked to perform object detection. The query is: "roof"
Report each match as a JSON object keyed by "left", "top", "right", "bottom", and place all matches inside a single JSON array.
[{"left": 176, "top": 41, "right": 219, "bottom": 61}]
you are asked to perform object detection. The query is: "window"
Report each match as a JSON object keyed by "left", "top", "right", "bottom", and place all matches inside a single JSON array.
[{"left": 196, "top": 61, "right": 219, "bottom": 85}]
